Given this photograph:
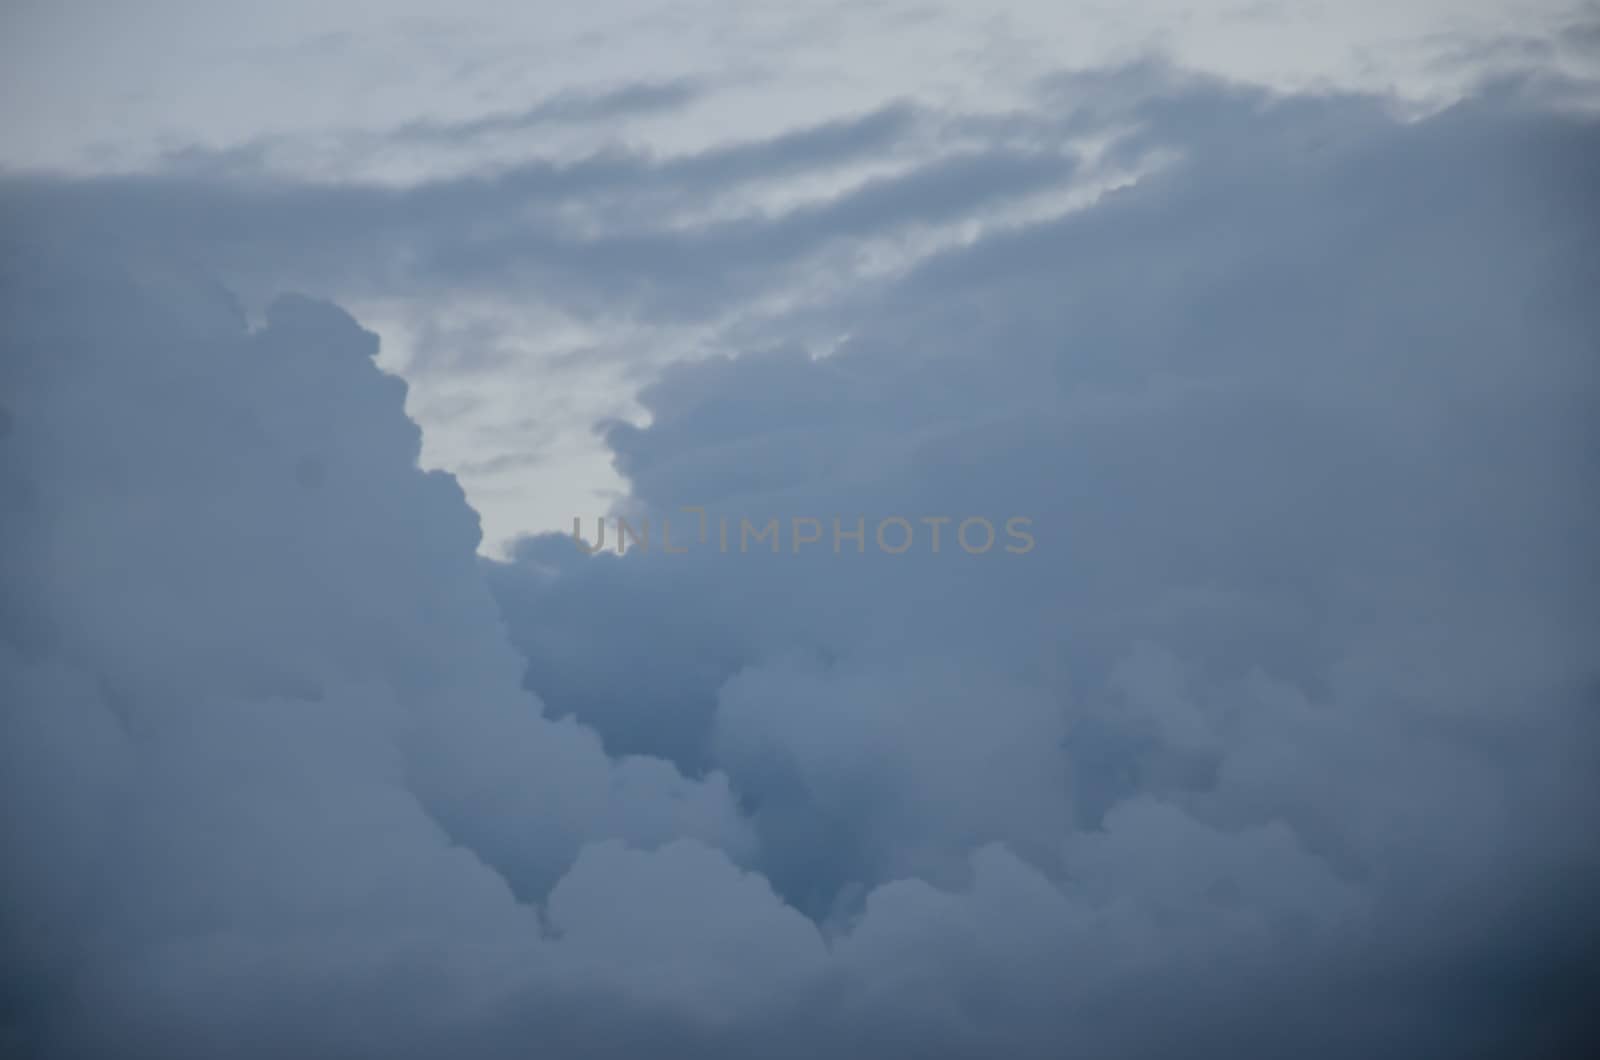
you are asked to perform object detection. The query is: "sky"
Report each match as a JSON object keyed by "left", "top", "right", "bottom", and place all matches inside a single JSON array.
[
  {"left": 5, "top": 0, "right": 1596, "bottom": 552},
  {"left": 2, "top": 2, "right": 1599, "bottom": 1059}
]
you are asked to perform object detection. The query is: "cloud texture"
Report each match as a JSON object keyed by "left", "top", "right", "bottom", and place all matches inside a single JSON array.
[{"left": 3, "top": 66, "right": 1599, "bottom": 1058}]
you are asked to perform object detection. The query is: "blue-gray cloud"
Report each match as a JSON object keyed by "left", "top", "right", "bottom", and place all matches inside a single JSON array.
[
  {"left": 3, "top": 58, "right": 1599, "bottom": 1060},
  {"left": 393, "top": 78, "right": 708, "bottom": 142}
]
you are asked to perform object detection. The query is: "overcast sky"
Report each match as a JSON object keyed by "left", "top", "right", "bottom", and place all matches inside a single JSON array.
[
  {"left": 5, "top": 0, "right": 1595, "bottom": 551},
  {"left": 2, "top": 3, "right": 1599, "bottom": 1059}
]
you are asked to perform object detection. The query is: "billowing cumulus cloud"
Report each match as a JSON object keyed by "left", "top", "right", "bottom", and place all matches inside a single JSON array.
[{"left": 4, "top": 60, "right": 1600, "bottom": 1060}]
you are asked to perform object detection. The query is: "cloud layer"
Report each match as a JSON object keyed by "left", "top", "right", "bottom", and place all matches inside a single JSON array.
[{"left": 3, "top": 65, "right": 1599, "bottom": 1058}]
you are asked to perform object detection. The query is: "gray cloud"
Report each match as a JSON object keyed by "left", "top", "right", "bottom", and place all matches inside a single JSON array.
[
  {"left": 0, "top": 98, "right": 951, "bottom": 323},
  {"left": 392, "top": 78, "right": 708, "bottom": 143},
  {"left": 4, "top": 58, "right": 1600, "bottom": 1060},
  {"left": 490, "top": 71, "right": 1600, "bottom": 1053},
  {"left": 154, "top": 77, "right": 713, "bottom": 178}
]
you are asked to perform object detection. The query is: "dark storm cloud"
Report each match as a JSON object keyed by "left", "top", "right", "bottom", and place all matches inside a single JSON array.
[{"left": 3, "top": 56, "right": 1600, "bottom": 1060}]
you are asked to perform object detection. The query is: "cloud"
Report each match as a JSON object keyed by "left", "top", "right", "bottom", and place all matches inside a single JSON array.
[
  {"left": 391, "top": 78, "right": 709, "bottom": 143},
  {"left": 4, "top": 60, "right": 1600, "bottom": 1060},
  {"left": 0, "top": 259, "right": 749, "bottom": 1057},
  {"left": 154, "top": 78, "right": 714, "bottom": 178},
  {"left": 0, "top": 100, "right": 938, "bottom": 315},
  {"left": 486, "top": 70, "right": 1600, "bottom": 1053}
]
